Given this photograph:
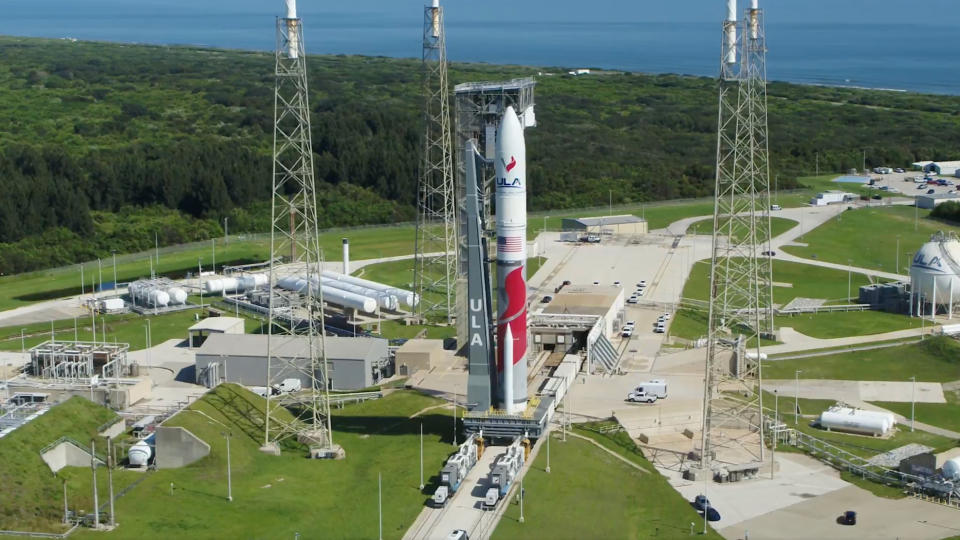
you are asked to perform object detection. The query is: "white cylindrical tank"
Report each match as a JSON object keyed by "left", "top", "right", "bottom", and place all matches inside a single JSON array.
[
  {"left": 128, "top": 437, "right": 153, "bottom": 466},
  {"left": 150, "top": 290, "right": 170, "bottom": 307},
  {"left": 818, "top": 405, "right": 895, "bottom": 436},
  {"left": 320, "top": 277, "right": 397, "bottom": 310},
  {"left": 276, "top": 275, "right": 377, "bottom": 313},
  {"left": 910, "top": 232, "right": 960, "bottom": 305},
  {"left": 321, "top": 271, "right": 418, "bottom": 308},
  {"left": 167, "top": 287, "right": 187, "bottom": 305},
  {"left": 943, "top": 457, "right": 960, "bottom": 480}
]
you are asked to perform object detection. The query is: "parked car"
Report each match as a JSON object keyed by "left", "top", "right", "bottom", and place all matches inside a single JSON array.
[
  {"left": 871, "top": 194, "right": 882, "bottom": 200},
  {"left": 841, "top": 510, "right": 857, "bottom": 526},
  {"left": 927, "top": 189, "right": 936, "bottom": 194},
  {"left": 541, "top": 295, "right": 553, "bottom": 303},
  {"left": 895, "top": 168, "right": 905, "bottom": 173},
  {"left": 621, "top": 328, "right": 633, "bottom": 338},
  {"left": 661, "top": 313, "right": 671, "bottom": 320},
  {"left": 762, "top": 250, "right": 776, "bottom": 256},
  {"left": 626, "top": 296, "right": 639, "bottom": 304},
  {"left": 627, "top": 390, "right": 656, "bottom": 403},
  {"left": 447, "top": 530, "right": 470, "bottom": 540},
  {"left": 637, "top": 280, "right": 647, "bottom": 287},
  {"left": 625, "top": 320, "right": 636, "bottom": 327},
  {"left": 916, "top": 184, "right": 926, "bottom": 189},
  {"left": 654, "top": 324, "right": 665, "bottom": 334},
  {"left": 706, "top": 507, "right": 721, "bottom": 522},
  {"left": 613, "top": 280, "right": 621, "bottom": 287},
  {"left": 693, "top": 495, "right": 711, "bottom": 511}
]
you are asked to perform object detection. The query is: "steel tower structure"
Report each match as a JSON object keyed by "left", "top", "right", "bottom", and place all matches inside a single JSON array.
[
  {"left": 699, "top": 0, "right": 773, "bottom": 472},
  {"left": 414, "top": 0, "right": 457, "bottom": 324},
  {"left": 261, "top": 5, "right": 336, "bottom": 457}
]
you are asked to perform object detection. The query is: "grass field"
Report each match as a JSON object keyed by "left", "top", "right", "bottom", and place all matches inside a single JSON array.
[
  {"left": 762, "top": 336, "right": 960, "bottom": 383},
  {"left": 70, "top": 386, "right": 457, "bottom": 539},
  {"left": 687, "top": 216, "right": 798, "bottom": 243},
  {"left": 0, "top": 309, "right": 264, "bottom": 352},
  {"left": 776, "top": 310, "right": 921, "bottom": 339},
  {"left": 0, "top": 397, "right": 118, "bottom": 532},
  {"left": 492, "top": 426, "right": 722, "bottom": 539},
  {"left": 871, "top": 389, "right": 960, "bottom": 433},
  {"left": 781, "top": 205, "right": 960, "bottom": 273}
]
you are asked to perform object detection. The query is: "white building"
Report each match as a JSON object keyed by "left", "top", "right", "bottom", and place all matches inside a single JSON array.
[
  {"left": 916, "top": 193, "right": 960, "bottom": 209},
  {"left": 912, "top": 160, "right": 960, "bottom": 176},
  {"left": 809, "top": 190, "right": 854, "bottom": 206}
]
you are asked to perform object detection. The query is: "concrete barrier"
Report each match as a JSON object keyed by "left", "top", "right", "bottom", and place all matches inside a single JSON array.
[
  {"left": 41, "top": 439, "right": 104, "bottom": 473},
  {"left": 155, "top": 426, "right": 210, "bottom": 469}
]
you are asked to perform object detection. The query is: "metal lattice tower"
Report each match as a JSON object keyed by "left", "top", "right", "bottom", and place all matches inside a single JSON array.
[
  {"left": 262, "top": 12, "right": 335, "bottom": 456},
  {"left": 699, "top": 4, "right": 773, "bottom": 471},
  {"left": 414, "top": 0, "right": 457, "bottom": 324}
]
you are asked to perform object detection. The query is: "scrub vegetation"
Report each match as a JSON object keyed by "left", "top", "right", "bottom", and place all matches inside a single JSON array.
[{"left": 3, "top": 36, "right": 960, "bottom": 274}]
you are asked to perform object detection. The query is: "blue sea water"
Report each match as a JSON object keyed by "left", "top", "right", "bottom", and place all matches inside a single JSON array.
[{"left": 0, "top": 1, "right": 958, "bottom": 95}]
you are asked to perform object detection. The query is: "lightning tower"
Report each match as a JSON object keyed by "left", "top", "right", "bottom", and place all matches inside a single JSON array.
[
  {"left": 262, "top": 0, "right": 336, "bottom": 457},
  {"left": 699, "top": 0, "right": 773, "bottom": 472},
  {"left": 414, "top": 0, "right": 457, "bottom": 324}
]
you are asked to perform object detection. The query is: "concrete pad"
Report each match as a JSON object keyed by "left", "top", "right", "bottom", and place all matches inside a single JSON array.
[
  {"left": 658, "top": 452, "right": 850, "bottom": 529},
  {"left": 720, "top": 484, "right": 960, "bottom": 540},
  {"left": 764, "top": 379, "right": 946, "bottom": 404}
]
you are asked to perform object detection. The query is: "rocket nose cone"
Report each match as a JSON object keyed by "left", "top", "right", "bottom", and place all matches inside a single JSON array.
[{"left": 496, "top": 106, "right": 525, "bottom": 159}]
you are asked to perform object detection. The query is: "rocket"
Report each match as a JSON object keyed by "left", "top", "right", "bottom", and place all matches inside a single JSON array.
[
  {"left": 495, "top": 106, "right": 528, "bottom": 415},
  {"left": 724, "top": 0, "right": 737, "bottom": 66},
  {"left": 285, "top": 0, "right": 300, "bottom": 59}
]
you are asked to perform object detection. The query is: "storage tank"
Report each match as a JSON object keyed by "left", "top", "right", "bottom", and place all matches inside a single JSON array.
[
  {"left": 818, "top": 405, "right": 895, "bottom": 436},
  {"left": 205, "top": 275, "right": 267, "bottom": 294},
  {"left": 321, "top": 270, "right": 419, "bottom": 308},
  {"left": 276, "top": 275, "right": 378, "bottom": 313},
  {"left": 128, "top": 435, "right": 154, "bottom": 467},
  {"left": 167, "top": 287, "right": 187, "bottom": 305},
  {"left": 943, "top": 457, "right": 960, "bottom": 480},
  {"left": 910, "top": 231, "right": 960, "bottom": 309}
]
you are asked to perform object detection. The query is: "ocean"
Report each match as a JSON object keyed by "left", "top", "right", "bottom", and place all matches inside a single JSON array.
[{"left": 1, "top": 1, "right": 958, "bottom": 96}]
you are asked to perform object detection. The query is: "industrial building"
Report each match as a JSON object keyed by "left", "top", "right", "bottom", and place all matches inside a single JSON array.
[
  {"left": 858, "top": 282, "right": 910, "bottom": 314},
  {"left": 30, "top": 340, "right": 132, "bottom": 381},
  {"left": 394, "top": 339, "right": 446, "bottom": 376},
  {"left": 187, "top": 316, "right": 245, "bottom": 348},
  {"left": 561, "top": 215, "right": 648, "bottom": 236},
  {"left": 915, "top": 193, "right": 960, "bottom": 209},
  {"left": 541, "top": 286, "right": 624, "bottom": 339},
  {"left": 809, "top": 190, "right": 854, "bottom": 206},
  {"left": 194, "top": 333, "right": 392, "bottom": 391},
  {"left": 912, "top": 160, "right": 960, "bottom": 177}
]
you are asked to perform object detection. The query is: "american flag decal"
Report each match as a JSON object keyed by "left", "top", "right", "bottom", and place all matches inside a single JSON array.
[{"left": 497, "top": 236, "right": 524, "bottom": 252}]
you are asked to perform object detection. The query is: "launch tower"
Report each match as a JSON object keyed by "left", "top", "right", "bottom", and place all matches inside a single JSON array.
[
  {"left": 699, "top": 0, "right": 773, "bottom": 472},
  {"left": 262, "top": 0, "right": 336, "bottom": 458},
  {"left": 414, "top": 0, "right": 458, "bottom": 324}
]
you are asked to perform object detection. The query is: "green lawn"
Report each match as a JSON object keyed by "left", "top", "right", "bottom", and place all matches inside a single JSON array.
[
  {"left": 682, "top": 259, "right": 874, "bottom": 305},
  {"left": 492, "top": 429, "right": 721, "bottom": 539},
  {"left": 871, "top": 389, "right": 960, "bottom": 433},
  {"left": 688, "top": 216, "right": 798, "bottom": 243},
  {"left": 73, "top": 386, "right": 458, "bottom": 539},
  {"left": 787, "top": 413, "right": 956, "bottom": 458},
  {"left": 0, "top": 397, "right": 118, "bottom": 532},
  {"left": 0, "top": 309, "right": 265, "bottom": 352},
  {"left": 761, "top": 390, "right": 838, "bottom": 419},
  {"left": 0, "top": 226, "right": 417, "bottom": 314},
  {"left": 375, "top": 320, "right": 456, "bottom": 340},
  {"left": 782, "top": 205, "right": 960, "bottom": 273},
  {"left": 762, "top": 336, "right": 960, "bottom": 382},
  {"left": 776, "top": 310, "right": 921, "bottom": 339}
]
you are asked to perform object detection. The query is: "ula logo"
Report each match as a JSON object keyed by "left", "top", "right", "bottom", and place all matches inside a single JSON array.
[
  {"left": 914, "top": 253, "right": 942, "bottom": 268},
  {"left": 498, "top": 156, "right": 521, "bottom": 187}
]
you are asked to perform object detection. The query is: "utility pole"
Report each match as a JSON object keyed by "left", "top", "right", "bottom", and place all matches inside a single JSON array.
[
  {"left": 112, "top": 251, "right": 117, "bottom": 289},
  {"left": 155, "top": 232, "right": 159, "bottom": 272},
  {"left": 910, "top": 376, "right": 916, "bottom": 432},
  {"left": 419, "top": 422, "right": 424, "bottom": 490},
  {"left": 63, "top": 480, "right": 69, "bottom": 524},
  {"left": 519, "top": 475, "right": 525, "bottom": 524},
  {"left": 107, "top": 438, "right": 115, "bottom": 527},
  {"left": 862, "top": 149, "right": 866, "bottom": 173},
  {"left": 847, "top": 260, "right": 852, "bottom": 302},
  {"left": 451, "top": 392, "right": 457, "bottom": 447},
  {"left": 771, "top": 390, "right": 778, "bottom": 480},
  {"left": 378, "top": 472, "right": 383, "bottom": 540},
  {"left": 212, "top": 238, "right": 216, "bottom": 275},
  {"left": 546, "top": 431, "right": 551, "bottom": 473},
  {"left": 225, "top": 432, "right": 233, "bottom": 501},
  {"left": 795, "top": 370, "right": 802, "bottom": 424},
  {"left": 91, "top": 439, "right": 100, "bottom": 529}
]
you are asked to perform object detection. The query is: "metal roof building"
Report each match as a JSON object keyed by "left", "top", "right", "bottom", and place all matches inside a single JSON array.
[
  {"left": 194, "top": 333, "right": 391, "bottom": 391},
  {"left": 912, "top": 161, "right": 960, "bottom": 176},
  {"left": 561, "top": 215, "right": 648, "bottom": 235},
  {"left": 916, "top": 193, "right": 960, "bottom": 209},
  {"left": 187, "top": 316, "right": 245, "bottom": 348}
]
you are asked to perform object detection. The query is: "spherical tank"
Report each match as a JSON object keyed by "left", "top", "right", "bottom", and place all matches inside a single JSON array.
[
  {"left": 944, "top": 457, "right": 960, "bottom": 480},
  {"left": 910, "top": 232, "right": 960, "bottom": 304}
]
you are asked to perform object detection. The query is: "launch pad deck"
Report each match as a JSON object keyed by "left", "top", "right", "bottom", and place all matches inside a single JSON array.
[{"left": 462, "top": 395, "right": 553, "bottom": 439}]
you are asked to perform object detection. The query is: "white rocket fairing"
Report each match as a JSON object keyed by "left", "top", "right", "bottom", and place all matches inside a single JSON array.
[
  {"left": 285, "top": 0, "right": 300, "bottom": 59},
  {"left": 749, "top": 0, "right": 759, "bottom": 40},
  {"left": 725, "top": 0, "right": 737, "bottom": 65},
  {"left": 495, "top": 106, "right": 528, "bottom": 415},
  {"left": 430, "top": 0, "right": 441, "bottom": 39}
]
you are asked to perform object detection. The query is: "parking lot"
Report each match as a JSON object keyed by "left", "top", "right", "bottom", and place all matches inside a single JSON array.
[{"left": 845, "top": 169, "right": 958, "bottom": 198}]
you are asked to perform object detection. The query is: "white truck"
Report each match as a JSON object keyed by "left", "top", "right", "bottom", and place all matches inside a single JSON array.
[{"left": 627, "top": 379, "right": 668, "bottom": 403}]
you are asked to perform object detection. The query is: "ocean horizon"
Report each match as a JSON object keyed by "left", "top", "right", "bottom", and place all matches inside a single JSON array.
[{"left": 1, "top": 2, "right": 958, "bottom": 96}]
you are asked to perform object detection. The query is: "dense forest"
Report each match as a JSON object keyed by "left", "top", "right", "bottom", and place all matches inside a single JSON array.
[{"left": 1, "top": 36, "right": 960, "bottom": 274}]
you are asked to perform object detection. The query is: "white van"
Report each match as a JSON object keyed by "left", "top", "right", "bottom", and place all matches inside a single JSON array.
[
  {"left": 632, "top": 380, "right": 667, "bottom": 399},
  {"left": 770, "top": 204, "right": 782, "bottom": 211}
]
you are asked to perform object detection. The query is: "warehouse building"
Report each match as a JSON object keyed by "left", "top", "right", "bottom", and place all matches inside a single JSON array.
[
  {"left": 394, "top": 339, "right": 446, "bottom": 376},
  {"left": 187, "top": 316, "right": 245, "bottom": 348},
  {"left": 194, "top": 333, "right": 391, "bottom": 391},
  {"left": 561, "top": 215, "right": 647, "bottom": 236},
  {"left": 912, "top": 160, "right": 960, "bottom": 177},
  {"left": 916, "top": 193, "right": 960, "bottom": 209}
]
